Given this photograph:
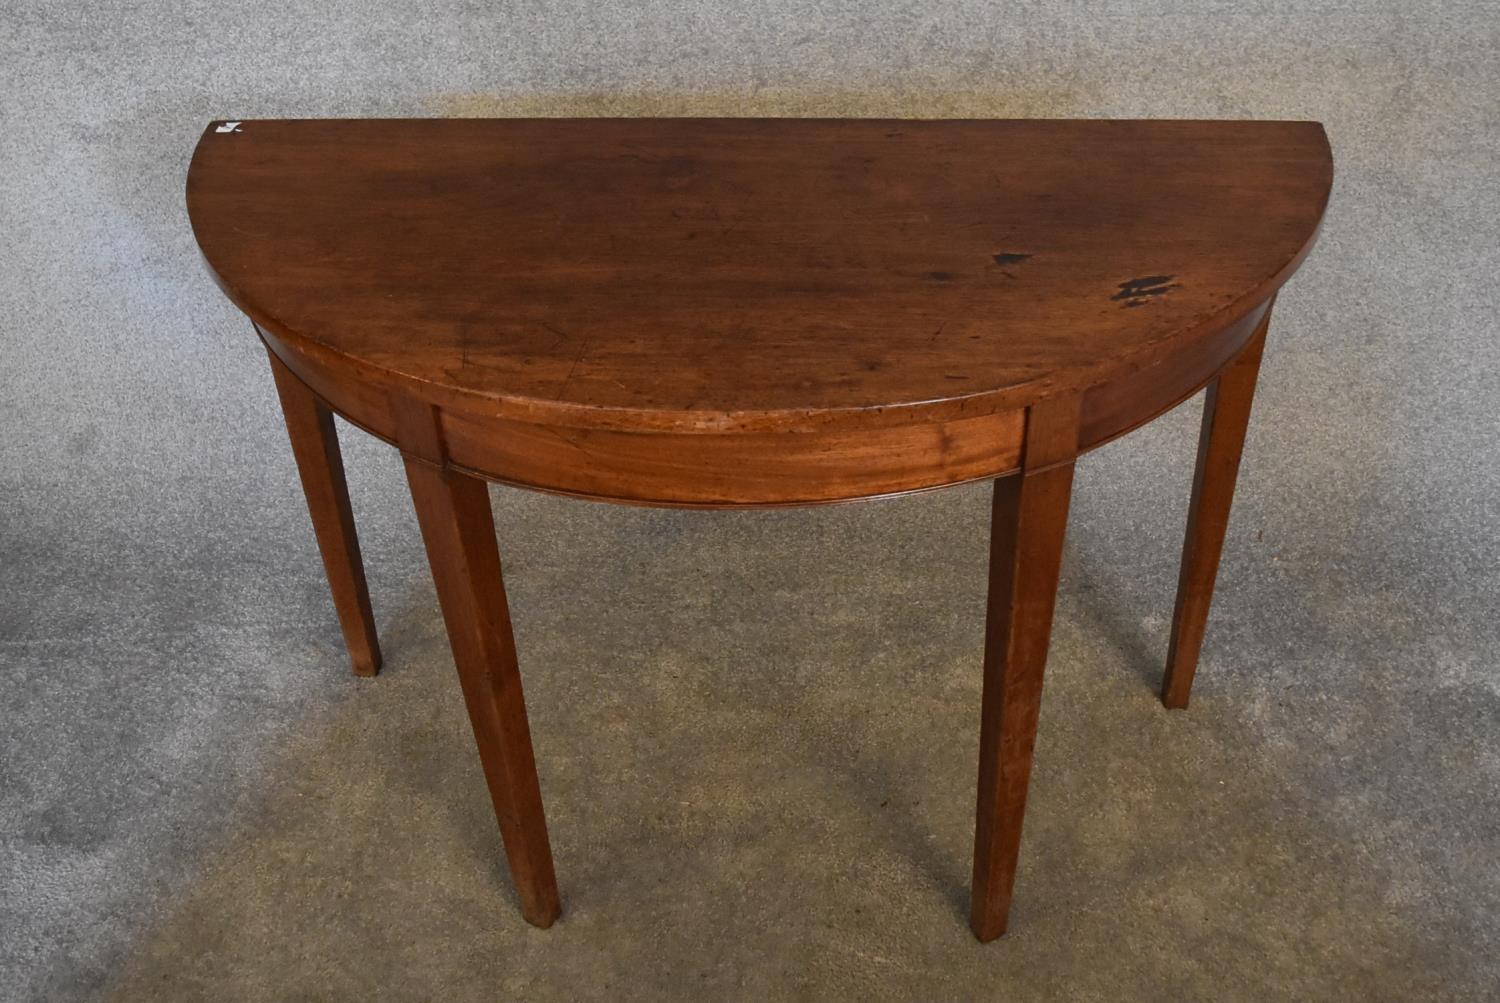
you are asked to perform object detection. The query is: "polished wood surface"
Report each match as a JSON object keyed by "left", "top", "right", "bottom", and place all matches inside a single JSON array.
[
  {"left": 267, "top": 348, "right": 381, "bottom": 676},
  {"left": 971, "top": 395, "right": 1079, "bottom": 942},
  {"left": 190, "top": 118, "right": 1329, "bottom": 506},
  {"left": 190, "top": 118, "right": 1331, "bottom": 940},
  {"left": 399, "top": 398, "right": 560, "bottom": 927},
  {"left": 1162, "top": 305, "right": 1273, "bottom": 709}
]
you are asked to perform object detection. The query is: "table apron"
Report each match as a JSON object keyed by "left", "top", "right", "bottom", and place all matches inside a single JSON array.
[
  {"left": 259, "top": 296, "right": 1271, "bottom": 508},
  {"left": 1079, "top": 298, "right": 1272, "bottom": 453}
]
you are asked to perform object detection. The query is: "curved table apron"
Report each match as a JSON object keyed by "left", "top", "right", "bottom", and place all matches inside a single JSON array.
[{"left": 187, "top": 118, "right": 1332, "bottom": 941}]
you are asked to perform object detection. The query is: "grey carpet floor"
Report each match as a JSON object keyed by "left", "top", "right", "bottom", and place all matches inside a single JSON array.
[{"left": 3, "top": 1, "right": 1498, "bottom": 999}]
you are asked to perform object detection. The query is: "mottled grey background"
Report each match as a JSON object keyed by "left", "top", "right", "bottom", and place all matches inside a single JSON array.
[{"left": 2, "top": 1, "right": 1497, "bottom": 999}]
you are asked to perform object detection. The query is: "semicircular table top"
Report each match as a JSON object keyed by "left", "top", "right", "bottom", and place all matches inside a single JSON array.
[{"left": 187, "top": 117, "right": 1330, "bottom": 505}]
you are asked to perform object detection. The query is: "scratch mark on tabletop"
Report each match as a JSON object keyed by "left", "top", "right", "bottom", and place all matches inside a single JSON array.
[{"left": 559, "top": 334, "right": 591, "bottom": 391}]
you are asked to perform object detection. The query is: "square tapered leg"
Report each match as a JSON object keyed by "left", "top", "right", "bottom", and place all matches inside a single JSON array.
[
  {"left": 267, "top": 348, "right": 382, "bottom": 676},
  {"left": 402, "top": 454, "right": 561, "bottom": 928},
  {"left": 970, "top": 397, "right": 1079, "bottom": 941},
  {"left": 1162, "top": 311, "right": 1271, "bottom": 709}
]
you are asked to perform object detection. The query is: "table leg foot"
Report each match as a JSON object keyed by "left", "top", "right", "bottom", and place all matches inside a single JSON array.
[
  {"left": 970, "top": 397, "right": 1078, "bottom": 942},
  {"left": 1161, "top": 310, "right": 1270, "bottom": 710},
  {"left": 402, "top": 455, "right": 562, "bottom": 929},
  {"left": 267, "top": 347, "right": 382, "bottom": 677}
]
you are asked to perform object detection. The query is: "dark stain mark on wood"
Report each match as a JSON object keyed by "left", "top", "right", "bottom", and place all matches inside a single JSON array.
[
  {"left": 992, "top": 252, "right": 1032, "bottom": 266},
  {"left": 1112, "top": 274, "right": 1180, "bottom": 307},
  {"left": 927, "top": 270, "right": 955, "bottom": 281}
]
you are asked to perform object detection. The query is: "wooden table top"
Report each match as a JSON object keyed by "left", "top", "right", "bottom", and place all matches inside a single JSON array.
[{"left": 187, "top": 119, "right": 1331, "bottom": 438}]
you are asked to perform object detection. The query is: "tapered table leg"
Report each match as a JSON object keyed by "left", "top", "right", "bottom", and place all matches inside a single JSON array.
[
  {"left": 267, "top": 348, "right": 382, "bottom": 676},
  {"left": 1161, "top": 311, "right": 1271, "bottom": 709},
  {"left": 970, "top": 397, "right": 1079, "bottom": 942},
  {"left": 402, "top": 455, "right": 561, "bottom": 928}
]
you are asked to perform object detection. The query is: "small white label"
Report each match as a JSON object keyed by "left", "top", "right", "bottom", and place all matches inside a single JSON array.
[{"left": 216, "top": 121, "right": 242, "bottom": 133}]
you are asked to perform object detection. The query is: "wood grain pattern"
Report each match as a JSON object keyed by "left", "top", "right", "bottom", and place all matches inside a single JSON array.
[
  {"left": 190, "top": 119, "right": 1330, "bottom": 434},
  {"left": 1162, "top": 306, "right": 1272, "bottom": 709},
  {"left": 191, "top": 118, "right": 1333, "bottom": 939},
  {"left": 266, "top": 347, "right": 381, "bottom": 676},
  {"left": 970, "top": 395, "right": 1080, "bottom": 942},
  {"left": 206, "top": 119, "right": 1328, "bottom": 507},
  {"left": 1079, "top": 298, "right": 1270, "bottom": 453},
  {"left": 437, "top": 405, "right": 1025, "bottom": 507},
  {"left": 398, "top": 399, "right": 560, "bottom": 927}
]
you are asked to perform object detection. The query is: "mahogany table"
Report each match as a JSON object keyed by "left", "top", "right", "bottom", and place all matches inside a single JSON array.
[{"left": 186, "top": 118, "right": 1331, "bottom": 941}]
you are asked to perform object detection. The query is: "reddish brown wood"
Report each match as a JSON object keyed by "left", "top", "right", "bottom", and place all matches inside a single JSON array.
[
  {"left": 187, "top": 118, "right": 1333, "bottom": 938},
  {"left": 397, "top": 398, "right": 560, "bottom": 927},
  {"left": 266, "top": 346, "right": 381, "bottom": 676},
  {"left": 1162, "top": 307, "right": 1272, "bottom": 709},
  {"left": 970, "top": 395, "right": 1080, "bottom": 942},
  {"left": 438, "top": 404, "right": 1025, "bottom": 507},
  {"left": 189, "top": 119, "right": 1331, "bottom": 507},
  {"left": 1079, "top": 299, "right": 1269, "bottom": 454}
]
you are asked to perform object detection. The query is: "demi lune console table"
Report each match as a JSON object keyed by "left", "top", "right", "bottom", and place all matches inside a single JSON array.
[{"left": 186, "top": 118, "right": 1331, "bottom": 941}]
